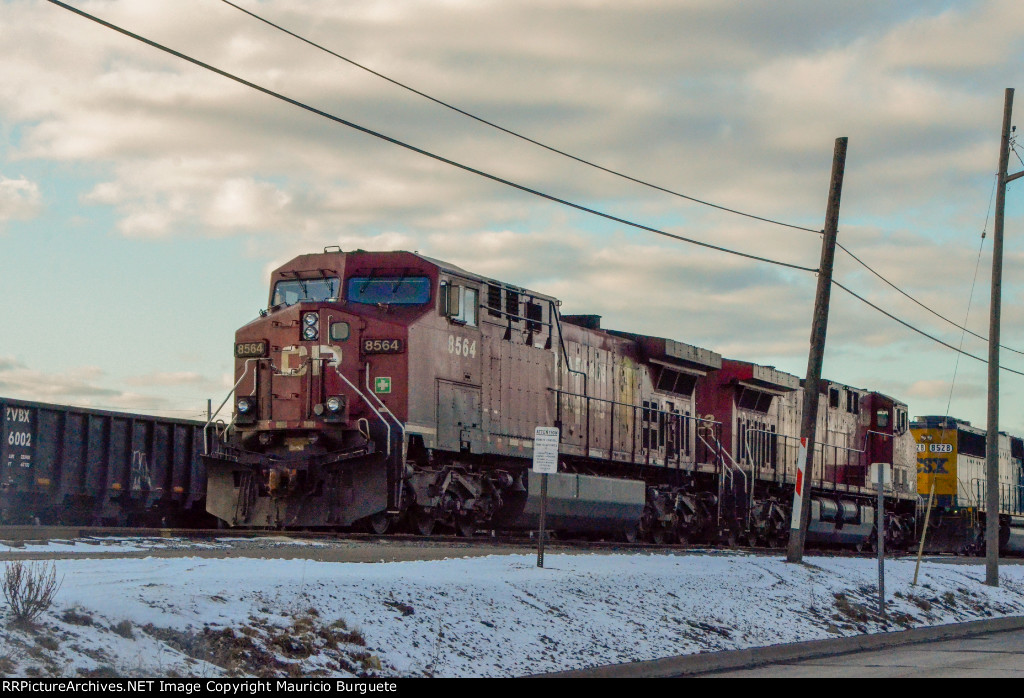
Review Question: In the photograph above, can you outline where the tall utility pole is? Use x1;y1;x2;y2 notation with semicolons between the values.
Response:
986;88;1020;586
787;137;848;563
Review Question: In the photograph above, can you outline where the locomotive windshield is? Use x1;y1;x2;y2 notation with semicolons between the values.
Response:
347;276;431;305
271;277;340;307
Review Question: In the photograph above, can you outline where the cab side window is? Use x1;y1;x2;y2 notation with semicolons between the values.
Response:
439;280;478;327
458;287;478;327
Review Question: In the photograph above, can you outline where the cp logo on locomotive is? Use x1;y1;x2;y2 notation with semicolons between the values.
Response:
277;345;343;376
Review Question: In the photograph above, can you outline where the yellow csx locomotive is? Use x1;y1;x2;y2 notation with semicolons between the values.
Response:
912;416;1024;554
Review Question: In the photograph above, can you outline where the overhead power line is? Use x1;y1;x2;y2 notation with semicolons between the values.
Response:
940;232;989;421
47;0;817;274
226;0;1024;359
834;170;1024;357
219;0;822;236
837;241;1024;357
832;279;1024;378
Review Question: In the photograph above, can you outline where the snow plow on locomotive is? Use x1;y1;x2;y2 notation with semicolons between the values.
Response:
204;248;918;548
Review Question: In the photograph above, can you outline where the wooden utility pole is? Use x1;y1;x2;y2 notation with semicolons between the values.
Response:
787;137;848;563
986;88;1019;586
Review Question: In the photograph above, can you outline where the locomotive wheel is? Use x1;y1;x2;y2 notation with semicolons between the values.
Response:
675;528;690;545
456;515;477;538
368;512;391;535
412;509;436;536
650;526;667;545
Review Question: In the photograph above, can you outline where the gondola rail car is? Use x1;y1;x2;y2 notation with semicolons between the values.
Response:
0;396;211;526
912;416;1024;554
203;248;918;547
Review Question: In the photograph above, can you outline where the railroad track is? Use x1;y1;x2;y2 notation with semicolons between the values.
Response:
0;525;915;560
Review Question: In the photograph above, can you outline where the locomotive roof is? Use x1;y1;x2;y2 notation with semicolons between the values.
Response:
412;252;560;304
273;249;560;304
720;358;801;392
607;330;722;372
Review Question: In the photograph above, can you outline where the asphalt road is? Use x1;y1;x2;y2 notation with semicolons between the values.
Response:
708;627;1024;677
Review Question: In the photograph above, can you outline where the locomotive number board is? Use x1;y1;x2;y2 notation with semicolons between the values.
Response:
235;341;268;358
362;338;404;354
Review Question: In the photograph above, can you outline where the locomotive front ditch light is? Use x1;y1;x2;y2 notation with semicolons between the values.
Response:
326;396;343;412
237;397;253;414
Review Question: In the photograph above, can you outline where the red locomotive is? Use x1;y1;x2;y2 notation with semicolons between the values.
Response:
204;248;917;547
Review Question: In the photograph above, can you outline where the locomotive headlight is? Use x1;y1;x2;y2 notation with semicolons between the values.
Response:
302;312;319;341
326;396;343;413
237;397;253;414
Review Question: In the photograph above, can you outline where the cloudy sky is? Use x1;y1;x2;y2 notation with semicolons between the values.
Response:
1;0;1023;430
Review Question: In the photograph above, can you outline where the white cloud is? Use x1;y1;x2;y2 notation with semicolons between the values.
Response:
0;175;42;225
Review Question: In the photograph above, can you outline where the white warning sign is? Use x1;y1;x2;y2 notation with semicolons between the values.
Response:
532;426;560;474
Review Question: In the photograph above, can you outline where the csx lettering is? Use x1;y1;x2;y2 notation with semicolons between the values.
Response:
917;458;949;474
4;408;31;423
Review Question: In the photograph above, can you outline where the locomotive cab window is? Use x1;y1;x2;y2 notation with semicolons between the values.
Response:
876;409;890;428
272;277;340;307
440;281;478;327
347;276;431;305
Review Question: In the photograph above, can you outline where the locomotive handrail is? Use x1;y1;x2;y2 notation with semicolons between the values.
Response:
551;308;590;451
968;477;1023;515
959;477;979;510
697;430;749;529
747;427;895;459
327;363;391;458
204;358;261;455
548;386;720;467
364;362;406;461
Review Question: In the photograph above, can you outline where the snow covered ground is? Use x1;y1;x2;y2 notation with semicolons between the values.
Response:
2;540;1024;678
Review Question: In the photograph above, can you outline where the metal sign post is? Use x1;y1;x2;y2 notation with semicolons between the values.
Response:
871;462;891;625
533;426;560;569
